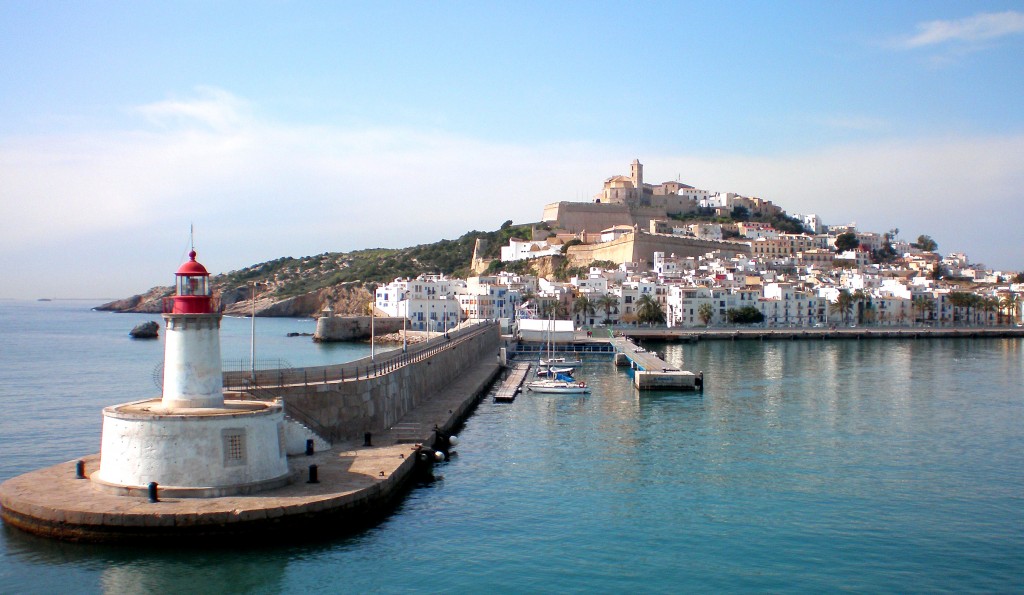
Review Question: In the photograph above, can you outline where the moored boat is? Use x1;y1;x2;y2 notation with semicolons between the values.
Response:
539;357;583;368
536;365;574;378
526;378;590;394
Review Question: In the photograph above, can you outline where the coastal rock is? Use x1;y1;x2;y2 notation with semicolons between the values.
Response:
99;278;374;319
95;287;172;313
376;330;429;344
129;321;160;339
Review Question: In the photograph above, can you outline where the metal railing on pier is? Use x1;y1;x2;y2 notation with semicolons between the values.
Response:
225;321;497;443
224;320;497;392
514;342;617;354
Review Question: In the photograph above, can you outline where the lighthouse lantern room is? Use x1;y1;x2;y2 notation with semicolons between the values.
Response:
172;250;214;314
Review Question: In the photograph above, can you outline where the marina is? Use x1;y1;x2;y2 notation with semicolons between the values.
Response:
0;301;1021;592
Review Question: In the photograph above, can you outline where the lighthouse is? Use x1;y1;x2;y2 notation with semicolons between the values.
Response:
161;249;224;409
93;247;291;497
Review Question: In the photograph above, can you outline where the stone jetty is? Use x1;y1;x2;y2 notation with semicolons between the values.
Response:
0;359;500;543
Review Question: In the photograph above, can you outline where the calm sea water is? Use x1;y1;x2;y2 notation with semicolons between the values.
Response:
1;301;1021;593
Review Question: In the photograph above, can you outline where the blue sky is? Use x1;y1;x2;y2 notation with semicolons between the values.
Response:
3;2;1023;298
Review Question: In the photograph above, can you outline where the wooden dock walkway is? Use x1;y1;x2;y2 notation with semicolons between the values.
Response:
494;362;531;402
611;337;703;391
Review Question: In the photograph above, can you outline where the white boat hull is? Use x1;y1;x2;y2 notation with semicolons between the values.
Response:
526;380;591;394
539;358;583;368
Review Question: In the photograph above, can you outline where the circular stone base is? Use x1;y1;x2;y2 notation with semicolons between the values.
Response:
95;399;290;493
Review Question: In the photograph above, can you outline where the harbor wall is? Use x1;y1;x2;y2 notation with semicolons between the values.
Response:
617;327;1024;342
259;324;501;442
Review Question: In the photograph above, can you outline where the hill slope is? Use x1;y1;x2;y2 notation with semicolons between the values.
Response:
96;221;534;317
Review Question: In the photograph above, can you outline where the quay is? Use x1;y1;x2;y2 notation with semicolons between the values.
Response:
0;323;503;543
615;326;1024;342
610;336;703;390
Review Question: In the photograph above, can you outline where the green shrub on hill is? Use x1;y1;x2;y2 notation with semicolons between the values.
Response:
213;222;537;300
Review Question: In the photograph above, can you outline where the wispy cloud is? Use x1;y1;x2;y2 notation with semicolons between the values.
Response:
895;11;1024;49
135;86;252;131
3;88;1023;298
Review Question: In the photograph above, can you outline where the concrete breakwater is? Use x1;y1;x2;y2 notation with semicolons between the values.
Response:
232;323;502;443
314;315;406;341
0;324;503;543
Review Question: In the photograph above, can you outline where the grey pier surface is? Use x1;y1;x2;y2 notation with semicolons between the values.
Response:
610;337;703;390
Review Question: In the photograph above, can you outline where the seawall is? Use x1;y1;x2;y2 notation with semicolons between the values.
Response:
259;324;502;442
617;326;1024;342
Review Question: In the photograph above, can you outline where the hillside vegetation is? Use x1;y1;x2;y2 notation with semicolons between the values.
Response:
98;221;535;316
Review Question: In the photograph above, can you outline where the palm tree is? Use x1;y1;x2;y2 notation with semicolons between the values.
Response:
553;299;571;319
573;295;596;326
980;296;999;326
830;290;855;325
851;289;870;325
947;292;978;325
999;292;1019;326
912;296;934;326
596;294;619;324
698;302;714;326
636;293;666;325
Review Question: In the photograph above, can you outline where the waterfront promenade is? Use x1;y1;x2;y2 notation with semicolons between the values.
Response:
594;325;1024;342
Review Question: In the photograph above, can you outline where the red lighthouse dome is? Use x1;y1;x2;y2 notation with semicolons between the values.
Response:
168;250;215;314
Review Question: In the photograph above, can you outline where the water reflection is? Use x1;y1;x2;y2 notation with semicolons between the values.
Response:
100;555;288;595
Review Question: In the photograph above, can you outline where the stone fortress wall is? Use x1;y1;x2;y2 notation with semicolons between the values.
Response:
566;230;752;270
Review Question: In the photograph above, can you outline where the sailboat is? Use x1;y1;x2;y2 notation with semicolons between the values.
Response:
528;314;588;393
538;314;582;368
535;365;574;378
527;372;590;394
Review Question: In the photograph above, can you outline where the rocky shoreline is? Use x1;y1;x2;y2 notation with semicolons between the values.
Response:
375;330;431;344
95;283;374;319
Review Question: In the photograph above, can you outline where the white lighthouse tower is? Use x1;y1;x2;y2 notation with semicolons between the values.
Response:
94;248;292;497
161;249;224;409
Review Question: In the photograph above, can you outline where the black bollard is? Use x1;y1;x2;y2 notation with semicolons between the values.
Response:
364;432;372;447
148;482;159;503
307;464;319;484
305;439;314;456
75;460;85;479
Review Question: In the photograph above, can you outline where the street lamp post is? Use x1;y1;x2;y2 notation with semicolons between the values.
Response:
249;281;259;383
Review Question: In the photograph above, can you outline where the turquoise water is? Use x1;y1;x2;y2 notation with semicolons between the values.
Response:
1;301;1022;593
